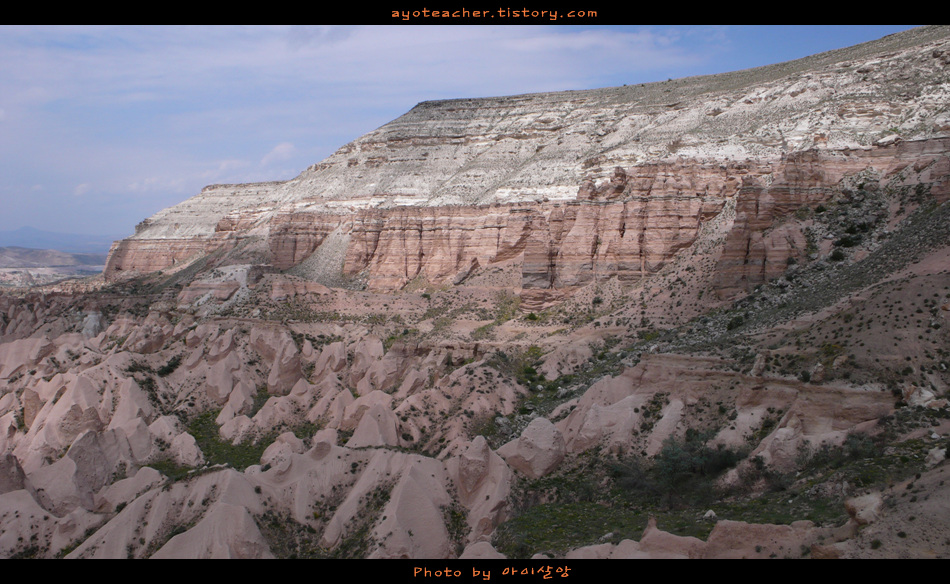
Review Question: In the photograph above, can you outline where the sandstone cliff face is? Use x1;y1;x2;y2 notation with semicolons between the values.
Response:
104;26;950;292
712;137;950;298
4;27;950;560
215;137;950;305
108;136;949;303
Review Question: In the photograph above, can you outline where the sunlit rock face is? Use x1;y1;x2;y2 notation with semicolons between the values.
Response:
105;26;950;295
4;26;950;560
107;137;950;307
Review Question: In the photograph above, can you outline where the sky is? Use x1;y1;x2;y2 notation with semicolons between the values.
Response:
0;24;922;239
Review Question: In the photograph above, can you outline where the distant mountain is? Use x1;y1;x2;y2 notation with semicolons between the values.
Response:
0;247;107;269
0;226;127;255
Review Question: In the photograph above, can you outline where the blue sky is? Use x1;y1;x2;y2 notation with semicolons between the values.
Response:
0;25;920;238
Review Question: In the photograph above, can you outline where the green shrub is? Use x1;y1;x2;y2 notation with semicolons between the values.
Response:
156;354;182;377
147;458;195;482
797;432;882;472
617;429;745;509
125;360;152;374
834;235;860;248
187;411;271;471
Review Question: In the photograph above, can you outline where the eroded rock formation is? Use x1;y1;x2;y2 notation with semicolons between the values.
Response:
3;26;950;560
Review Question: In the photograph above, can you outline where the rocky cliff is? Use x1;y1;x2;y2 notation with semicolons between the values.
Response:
3;26;950;560
105;26;950;301
110;136;950;309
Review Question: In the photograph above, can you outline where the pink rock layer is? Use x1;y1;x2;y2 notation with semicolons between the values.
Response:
105;138;950;305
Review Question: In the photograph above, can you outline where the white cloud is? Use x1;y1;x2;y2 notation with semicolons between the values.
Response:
127;176;168;194
0;25;732;235
261;142;295;167
2;25;908;236
214;159;250;174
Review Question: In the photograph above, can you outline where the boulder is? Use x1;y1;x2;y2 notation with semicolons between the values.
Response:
845;493;883;526
926;446;947;467
81;312;103;338
497;417;565;479
260;432;305;476
170;432;205;467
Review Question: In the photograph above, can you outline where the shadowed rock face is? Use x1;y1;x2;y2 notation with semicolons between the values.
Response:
3;27;950;560
711;138;950;299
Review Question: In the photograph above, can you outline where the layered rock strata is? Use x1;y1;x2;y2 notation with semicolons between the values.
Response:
108;137;950;308
3;25;948;561
104;26;950;302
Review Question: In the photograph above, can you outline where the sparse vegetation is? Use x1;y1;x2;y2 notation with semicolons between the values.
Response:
185;411;273;472
156;354;182;377
4;27;950;559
